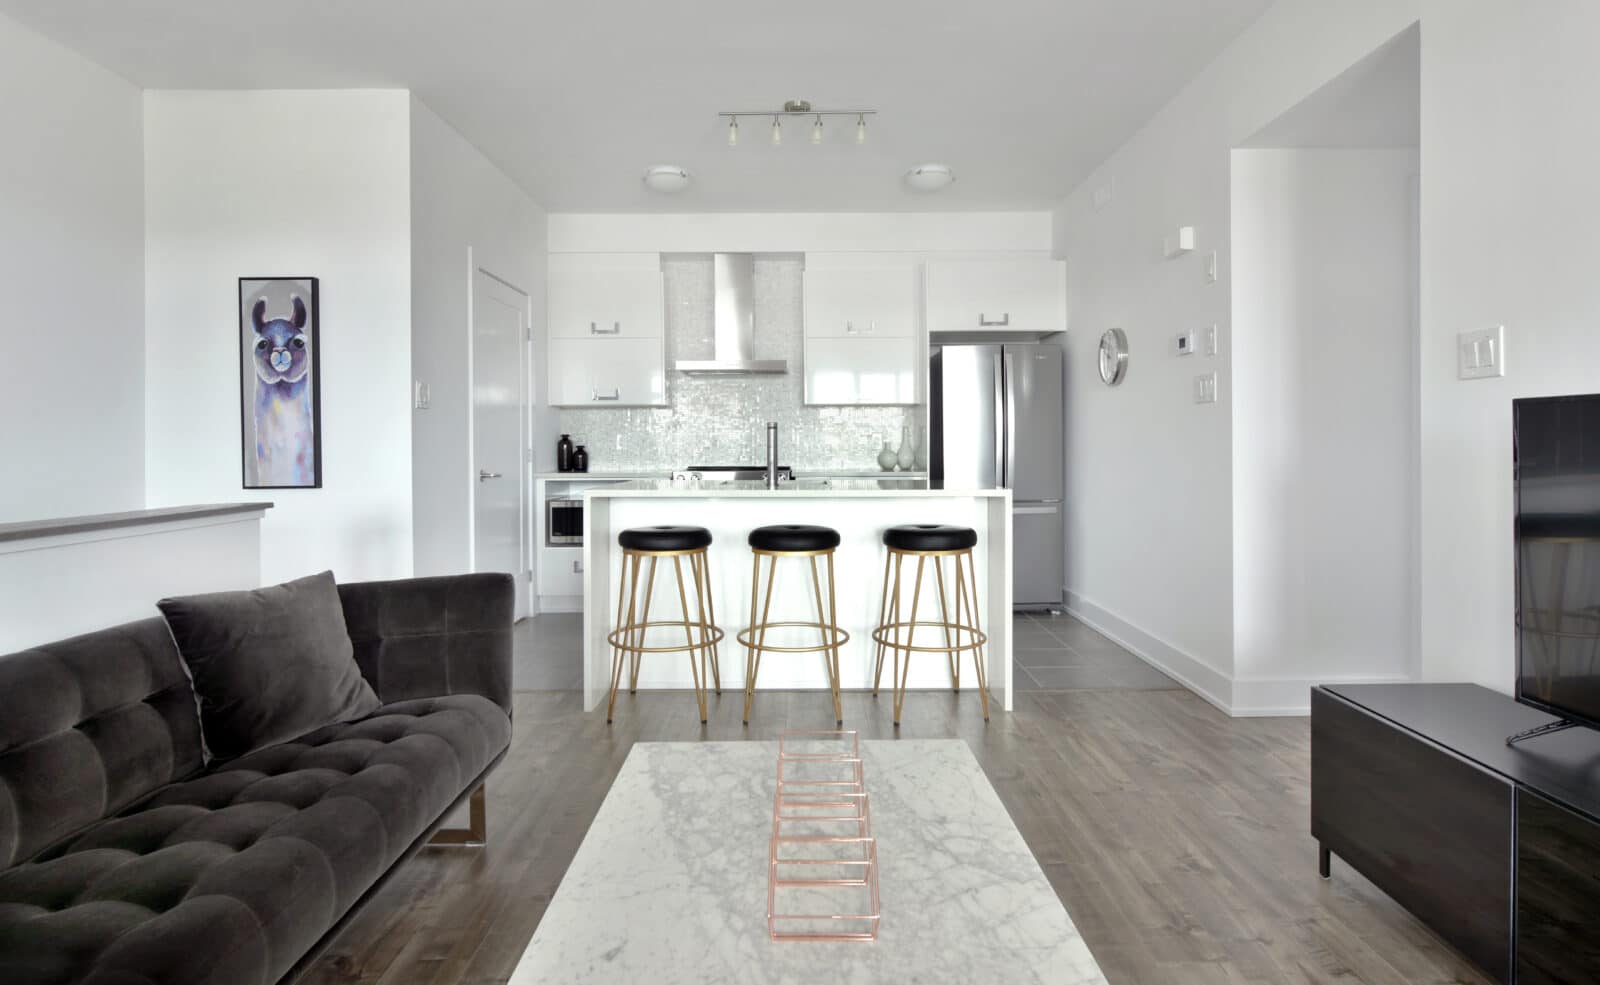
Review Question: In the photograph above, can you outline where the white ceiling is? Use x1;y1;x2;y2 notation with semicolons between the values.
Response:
1243;24;1419;149
1;0;1275;211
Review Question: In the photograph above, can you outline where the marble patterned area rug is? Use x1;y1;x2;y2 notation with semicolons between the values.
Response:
509;739;1107;984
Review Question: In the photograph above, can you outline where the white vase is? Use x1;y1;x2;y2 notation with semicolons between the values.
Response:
896;427;915;471
877;441;898;471
913;425;928;471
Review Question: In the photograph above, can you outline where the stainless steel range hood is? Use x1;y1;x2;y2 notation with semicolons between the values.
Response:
675;253;788;374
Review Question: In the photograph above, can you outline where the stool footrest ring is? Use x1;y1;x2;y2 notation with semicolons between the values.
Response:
870;622;988;654
738;621;851;654
607;621;726;655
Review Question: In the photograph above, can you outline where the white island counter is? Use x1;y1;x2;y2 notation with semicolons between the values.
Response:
581;479;1013;715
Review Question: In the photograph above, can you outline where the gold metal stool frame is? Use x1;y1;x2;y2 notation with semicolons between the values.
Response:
739;545;851;725
606;544;725;723
871;544;990;725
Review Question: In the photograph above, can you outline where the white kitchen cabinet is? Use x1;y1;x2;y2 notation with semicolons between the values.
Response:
803;337;919;405
549;267;664;340
924;258;1065;335
803;267;916;339
549;338;667;407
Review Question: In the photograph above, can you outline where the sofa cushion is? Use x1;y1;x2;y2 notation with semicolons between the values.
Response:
158;571;380;761
0;620;205;870
0;695;509;985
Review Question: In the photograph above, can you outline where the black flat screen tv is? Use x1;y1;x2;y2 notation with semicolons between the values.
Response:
1514;394;1600;732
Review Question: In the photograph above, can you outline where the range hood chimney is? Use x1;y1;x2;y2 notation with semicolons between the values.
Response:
675;253;788;375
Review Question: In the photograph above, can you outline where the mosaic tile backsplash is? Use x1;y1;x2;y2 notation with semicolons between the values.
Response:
559;255;924;472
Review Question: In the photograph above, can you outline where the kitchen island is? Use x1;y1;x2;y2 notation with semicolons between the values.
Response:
581;479;1013;715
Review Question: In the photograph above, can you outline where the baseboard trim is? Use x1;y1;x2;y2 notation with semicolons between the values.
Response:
1063;591;1236;716
536;596;581;614
1231;673;1415;717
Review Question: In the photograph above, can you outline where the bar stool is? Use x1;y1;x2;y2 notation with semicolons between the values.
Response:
740;524;849;726
606;525;724;724
871;524;989;725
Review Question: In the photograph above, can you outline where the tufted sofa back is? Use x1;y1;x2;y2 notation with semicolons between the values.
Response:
0;618;205;868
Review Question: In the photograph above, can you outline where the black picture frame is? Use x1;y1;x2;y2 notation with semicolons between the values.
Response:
238;277;322;489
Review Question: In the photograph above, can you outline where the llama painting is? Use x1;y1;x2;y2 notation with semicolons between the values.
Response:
239;278;321;488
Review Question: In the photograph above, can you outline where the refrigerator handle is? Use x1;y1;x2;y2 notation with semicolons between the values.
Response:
1003;350;1017;490
992;353;1006;488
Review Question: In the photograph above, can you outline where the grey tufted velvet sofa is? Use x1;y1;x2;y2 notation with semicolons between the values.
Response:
0;572;515;985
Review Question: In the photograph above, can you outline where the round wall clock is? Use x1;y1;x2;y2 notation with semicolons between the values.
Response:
1098;328;1129;386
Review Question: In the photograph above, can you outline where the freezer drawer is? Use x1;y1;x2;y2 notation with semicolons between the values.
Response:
1013;503;1064;607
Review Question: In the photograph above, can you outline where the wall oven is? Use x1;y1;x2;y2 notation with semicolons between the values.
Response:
546;498;583;546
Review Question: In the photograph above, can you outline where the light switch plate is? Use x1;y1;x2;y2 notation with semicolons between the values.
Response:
1458;326;1505;380
1205;252;1218;284
1194;372;1218;404
414;380;431;409
1204;324;1219;356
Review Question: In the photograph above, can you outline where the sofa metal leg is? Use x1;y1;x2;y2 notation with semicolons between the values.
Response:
430;785;487;847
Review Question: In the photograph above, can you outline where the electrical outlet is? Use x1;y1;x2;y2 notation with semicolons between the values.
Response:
413;380;431;410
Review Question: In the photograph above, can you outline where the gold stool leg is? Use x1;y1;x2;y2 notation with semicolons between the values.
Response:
809;553;843;726
961;549;990;721
743;552;760;725
696;550;722;694
607;553;642;723
872;549;892;696
876;551;902;697
826;550;843;726
894;555;926;727
672;555;707;723
934;554;958;692
745;554;779;725
630;556;658;694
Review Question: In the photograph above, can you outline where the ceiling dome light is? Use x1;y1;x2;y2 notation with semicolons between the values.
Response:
642;165;692;194
904;164;955;193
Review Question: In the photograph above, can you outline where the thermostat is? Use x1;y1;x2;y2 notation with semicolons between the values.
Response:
1175;330;1196;356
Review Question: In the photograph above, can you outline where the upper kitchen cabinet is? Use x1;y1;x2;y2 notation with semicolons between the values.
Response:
802;266;916;338
548;256;665;340
923;257;1065;336
548;254;667;407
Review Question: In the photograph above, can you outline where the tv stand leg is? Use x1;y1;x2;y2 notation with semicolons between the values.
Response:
1506;719;1578;747
1319;844;1331;879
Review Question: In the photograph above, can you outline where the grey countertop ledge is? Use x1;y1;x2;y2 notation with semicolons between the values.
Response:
0;503;274;543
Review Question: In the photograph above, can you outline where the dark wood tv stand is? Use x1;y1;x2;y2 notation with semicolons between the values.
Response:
1312;684;1600;984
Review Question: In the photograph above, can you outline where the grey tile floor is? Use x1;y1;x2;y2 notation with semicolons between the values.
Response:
513;609;1180;693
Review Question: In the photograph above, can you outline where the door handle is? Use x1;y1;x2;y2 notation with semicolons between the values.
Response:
590;321;621;335
979;313;1010;327
992;354;1005;488
478;470;503;481
592;389;621;401
1003;350;1017;491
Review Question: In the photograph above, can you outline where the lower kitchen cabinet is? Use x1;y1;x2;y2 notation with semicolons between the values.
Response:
803;337;918;405
549;337;666;407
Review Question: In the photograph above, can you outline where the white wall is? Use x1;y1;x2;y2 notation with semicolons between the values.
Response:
0;13;144;521
1417;0;1600;693
1231;148;1419;712
144;90;415;586
1053;0;1420;713
409;97;548;582
548;212;1052;255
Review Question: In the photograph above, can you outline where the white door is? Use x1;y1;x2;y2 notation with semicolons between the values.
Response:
473;270;528;617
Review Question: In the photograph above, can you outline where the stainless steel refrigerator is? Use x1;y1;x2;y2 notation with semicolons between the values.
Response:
930;343;1064;608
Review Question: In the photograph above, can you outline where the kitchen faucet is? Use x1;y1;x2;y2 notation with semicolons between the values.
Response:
765;422;779;489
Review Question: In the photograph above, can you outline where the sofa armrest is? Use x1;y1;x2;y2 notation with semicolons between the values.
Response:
337;573;514;715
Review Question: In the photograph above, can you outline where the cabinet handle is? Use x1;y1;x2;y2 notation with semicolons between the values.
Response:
979;313;1010;327
592;389;621;401
590;321;621;335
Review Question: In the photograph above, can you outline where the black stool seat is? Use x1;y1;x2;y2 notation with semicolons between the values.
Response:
883;524;978;552
748;524;841;553
618;525;713;552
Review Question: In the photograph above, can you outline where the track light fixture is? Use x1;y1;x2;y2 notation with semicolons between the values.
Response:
720;100;875;147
